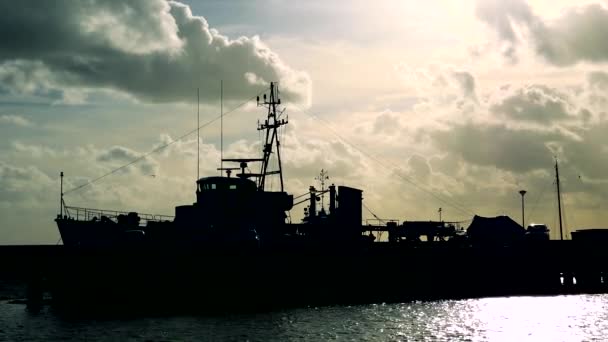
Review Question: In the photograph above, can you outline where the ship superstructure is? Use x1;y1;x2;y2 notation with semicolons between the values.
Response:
56;83;381;249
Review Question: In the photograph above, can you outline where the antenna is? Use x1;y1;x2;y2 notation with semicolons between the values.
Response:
60;171;64;217
221;82;287;190
221;80;223;176
315;169;330;211
555;158;564;240
257;82;288;191
197;88;200;181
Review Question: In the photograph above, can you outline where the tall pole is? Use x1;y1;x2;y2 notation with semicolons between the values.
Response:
60;171;63;217
519;190;527;228
438;207;442;222
197;88;200;181
556;159;564;240
221;80;223;176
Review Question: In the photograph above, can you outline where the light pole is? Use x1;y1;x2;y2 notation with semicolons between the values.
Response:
519;190;527;228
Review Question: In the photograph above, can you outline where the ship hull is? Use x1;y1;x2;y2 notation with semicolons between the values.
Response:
18;240;608;315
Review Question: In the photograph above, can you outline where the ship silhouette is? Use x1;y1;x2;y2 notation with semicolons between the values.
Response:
55;82;381;250
38;82;608;314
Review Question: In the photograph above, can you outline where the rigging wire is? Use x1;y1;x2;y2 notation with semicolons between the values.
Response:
293;191;312;200
289;104;475;218
64;90;265;195
362;202;386;224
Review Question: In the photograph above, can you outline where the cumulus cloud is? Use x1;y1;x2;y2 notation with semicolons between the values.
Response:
0;0;311;104
588;71;608;90
407;155;431;183
373;110;402;135
0;160;60;243
490;85;573;124
0;114;31;126
451;71;477;101
432;123;557;173
395;64;478;106
475;0;608;65
96;146;159;175
12;141;57;158
0;161;53;196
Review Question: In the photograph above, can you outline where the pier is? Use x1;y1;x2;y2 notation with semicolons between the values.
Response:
3;239;607;314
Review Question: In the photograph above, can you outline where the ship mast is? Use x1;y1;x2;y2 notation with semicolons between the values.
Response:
256;82;287;192
315;169;329;212
221;82;288;191
555;159;564;240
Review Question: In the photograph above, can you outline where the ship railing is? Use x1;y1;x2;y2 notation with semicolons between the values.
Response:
63;205;174;225
365;218;400;226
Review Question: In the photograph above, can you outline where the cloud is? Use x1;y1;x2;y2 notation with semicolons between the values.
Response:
562;122;608;181
490;85;573;124
395;64;478;106
0;0;311;104
533;4;608;66
475;0;608;66
407;155;431;183
96;146;159;175
588;71;608;90
451;71;477;101
432;123;557;173
0;161;53;196
0;114;31;126
12;141;57;158
0;161;59;244
373;110;402;135
474;0;537;63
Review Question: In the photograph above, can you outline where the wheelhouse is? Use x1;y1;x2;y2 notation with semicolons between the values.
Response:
196;176;257;193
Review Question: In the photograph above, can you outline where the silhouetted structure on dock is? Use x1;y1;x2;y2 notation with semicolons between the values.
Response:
16;82;607;314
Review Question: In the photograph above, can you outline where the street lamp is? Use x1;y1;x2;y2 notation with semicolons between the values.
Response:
519;190;527;228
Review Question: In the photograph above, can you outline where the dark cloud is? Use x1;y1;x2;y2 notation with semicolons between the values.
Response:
452;71;477;101
373;111;401;135
97;146;158;175
563;122;608;181
0;0;310;104
534;4;608;66
490;85;572;124
0;161;53;204
407;155;431;182
432;124;556;173
587;71;608;109
476;0;608;66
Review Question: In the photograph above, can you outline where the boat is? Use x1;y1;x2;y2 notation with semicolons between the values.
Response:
55;82;374;251
43;82;608;313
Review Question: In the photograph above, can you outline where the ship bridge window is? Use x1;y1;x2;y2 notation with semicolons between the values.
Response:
229;184;237;190
201;183;217;191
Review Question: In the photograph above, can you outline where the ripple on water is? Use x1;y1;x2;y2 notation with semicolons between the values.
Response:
1;294;607;341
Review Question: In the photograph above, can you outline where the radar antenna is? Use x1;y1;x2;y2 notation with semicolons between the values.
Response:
221;82;288;191
256;82;287;191
315;169;329;211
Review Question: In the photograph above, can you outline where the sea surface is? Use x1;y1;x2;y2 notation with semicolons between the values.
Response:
1;294;608;341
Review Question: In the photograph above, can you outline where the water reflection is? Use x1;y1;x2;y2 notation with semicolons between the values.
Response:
1;294;607;341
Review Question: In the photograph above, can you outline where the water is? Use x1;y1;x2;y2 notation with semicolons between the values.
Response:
2;295;608;341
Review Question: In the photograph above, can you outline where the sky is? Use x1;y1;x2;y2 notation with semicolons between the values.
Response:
1;0;608;244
